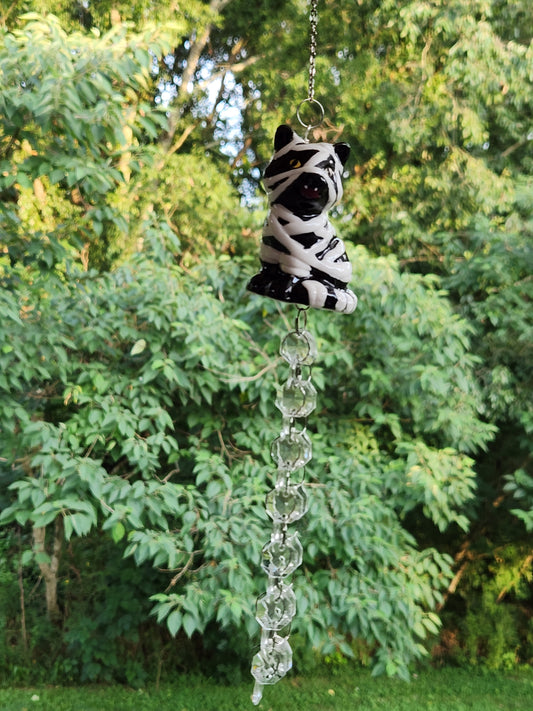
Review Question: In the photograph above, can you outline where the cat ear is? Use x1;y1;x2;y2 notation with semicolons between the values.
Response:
334;142;350;166
274;124;296;151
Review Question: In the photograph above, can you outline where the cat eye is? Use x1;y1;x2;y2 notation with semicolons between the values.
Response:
289;158;302;168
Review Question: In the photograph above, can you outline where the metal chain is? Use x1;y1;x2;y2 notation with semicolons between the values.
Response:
308;0;319;101
297;0;324;135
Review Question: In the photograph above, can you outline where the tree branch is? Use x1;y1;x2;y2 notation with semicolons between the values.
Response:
17;528;28;652
165;551;195;591
436;542;472;612
32;518;63;621
496;553;533;603
164;0;235;151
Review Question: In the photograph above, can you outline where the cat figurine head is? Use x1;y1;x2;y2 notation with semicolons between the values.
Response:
263;124;350;218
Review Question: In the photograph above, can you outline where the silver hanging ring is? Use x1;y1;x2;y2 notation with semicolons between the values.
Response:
296;98;324;139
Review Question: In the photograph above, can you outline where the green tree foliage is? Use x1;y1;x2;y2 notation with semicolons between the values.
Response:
0;234;491;680
0;12;176;269
0;0;531;683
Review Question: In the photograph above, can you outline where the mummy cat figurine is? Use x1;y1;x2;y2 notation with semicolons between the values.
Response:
247;124;357;314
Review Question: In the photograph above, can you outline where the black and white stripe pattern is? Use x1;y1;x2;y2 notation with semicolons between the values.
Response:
247;125;357;314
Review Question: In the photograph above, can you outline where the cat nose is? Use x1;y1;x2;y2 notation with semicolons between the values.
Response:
301;172;327;197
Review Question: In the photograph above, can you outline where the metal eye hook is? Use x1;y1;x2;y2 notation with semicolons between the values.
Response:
295;305;309;333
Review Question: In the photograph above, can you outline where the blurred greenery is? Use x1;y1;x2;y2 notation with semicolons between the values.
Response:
0;667;533;711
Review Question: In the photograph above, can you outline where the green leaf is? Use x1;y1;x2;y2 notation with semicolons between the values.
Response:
167;609;183;637
182;613;197;639
131;339;147;356
34;551;51;565
111;522;126;543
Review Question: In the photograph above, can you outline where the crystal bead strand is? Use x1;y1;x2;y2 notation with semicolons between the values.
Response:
251;311;317;705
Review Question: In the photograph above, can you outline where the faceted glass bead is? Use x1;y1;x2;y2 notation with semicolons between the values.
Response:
255;583;297;630
280;330;317;366
265;484;308;524
251;635;292;685
276;377;317;418
261;533;303;578
270;428;312;471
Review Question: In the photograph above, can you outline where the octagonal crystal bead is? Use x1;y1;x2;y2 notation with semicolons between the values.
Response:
280;330;317;366
251;635;292;685
261;533;303;578
265;484;308;524
270;428;312;471
276;377;317;418
255;583;297;630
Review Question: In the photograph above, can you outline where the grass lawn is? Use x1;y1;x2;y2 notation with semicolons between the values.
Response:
0;666;532;711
